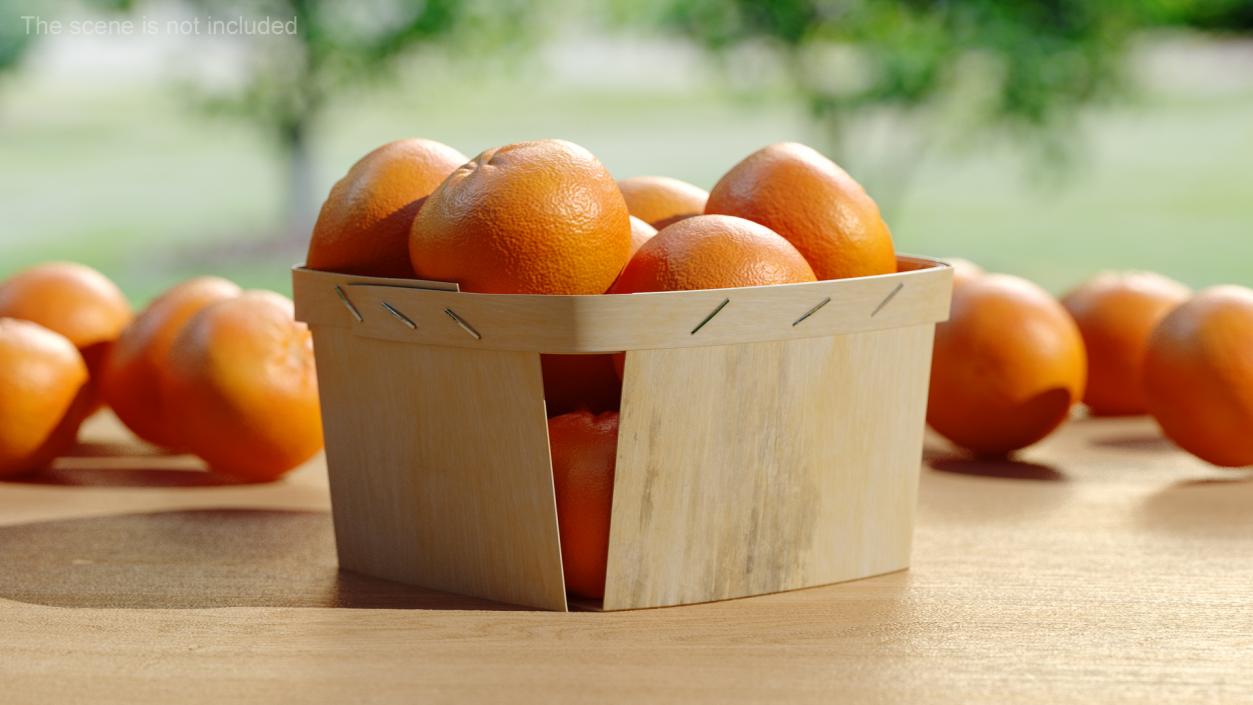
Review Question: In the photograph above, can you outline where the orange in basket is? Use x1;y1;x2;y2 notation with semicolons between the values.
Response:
618;175;708;229
540;354;622;417
626;215;657;257
549;410;620;600
610;214;816;294
409;139;632;295
706;142;897;280
308;138;468;279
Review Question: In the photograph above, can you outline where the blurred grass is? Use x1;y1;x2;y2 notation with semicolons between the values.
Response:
1;68;1251;306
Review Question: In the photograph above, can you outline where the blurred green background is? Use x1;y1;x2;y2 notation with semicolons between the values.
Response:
1;0;1250;304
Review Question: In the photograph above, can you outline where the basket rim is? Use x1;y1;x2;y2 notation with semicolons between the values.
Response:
293;254;946;298
293;255;953;353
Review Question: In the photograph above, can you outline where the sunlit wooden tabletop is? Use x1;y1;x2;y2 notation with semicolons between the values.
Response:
1;411;1250;704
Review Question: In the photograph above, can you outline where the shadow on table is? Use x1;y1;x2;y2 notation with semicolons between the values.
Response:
3;438;254;488
925;450;1066;482
0;509;520;612
7;466;244;488
59;440;171;459
1088;431;1176;453
1136;471;1253;538
1172;475;1253;487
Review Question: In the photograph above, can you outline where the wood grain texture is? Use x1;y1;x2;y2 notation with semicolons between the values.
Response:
292;257;952;353
1;413;1252;704
605;325;934;609
310;328;567;611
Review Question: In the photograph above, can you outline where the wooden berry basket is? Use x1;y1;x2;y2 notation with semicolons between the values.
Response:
292;255;953;611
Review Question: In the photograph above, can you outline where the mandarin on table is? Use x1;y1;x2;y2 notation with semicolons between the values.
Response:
548;410;620;599
101;276;242;449
308;138;468;278
0;262;131;387
1061;271;1191;416
942;257;986;288
705;142;896;280
617;175;708;230
0;318;90;478
162;291;323;482
409;139;632;295
928;274;1087;457
1143;285;1253;468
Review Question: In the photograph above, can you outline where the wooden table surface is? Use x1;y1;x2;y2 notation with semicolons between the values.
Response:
1;412;1250;704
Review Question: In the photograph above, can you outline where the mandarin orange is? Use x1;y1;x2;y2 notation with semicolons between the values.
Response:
928;274;1086;456
943;257;985;288
541;354;622;417
1143;285;1253;467
0;262;131;384
163;291;322;482
101;276;242;448
549;410;619;599
618;175;708;229
0;318;90;477
1061;271;1190;416
308;138;468;278
627;215;657;258
705;142;896;280
609;214;815;294
409;139;632;294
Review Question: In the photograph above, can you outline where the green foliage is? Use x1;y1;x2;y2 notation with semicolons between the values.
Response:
0;0;36;73
1143;0;1253;30
648;0;1141;150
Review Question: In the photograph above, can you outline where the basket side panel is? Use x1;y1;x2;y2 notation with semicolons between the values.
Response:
309;327;567;611
603;324;935;610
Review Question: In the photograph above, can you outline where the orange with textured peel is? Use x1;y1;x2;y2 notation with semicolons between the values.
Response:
610;214;815;294
609;214;815;380
409;139;632;294
308;138;468;278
